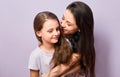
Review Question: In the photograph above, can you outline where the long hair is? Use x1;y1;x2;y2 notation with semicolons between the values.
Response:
33;11;72;67
67;1;95;77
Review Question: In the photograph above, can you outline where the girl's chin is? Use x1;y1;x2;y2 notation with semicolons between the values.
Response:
52;40;59;43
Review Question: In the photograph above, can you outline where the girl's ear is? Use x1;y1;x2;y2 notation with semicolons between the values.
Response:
36;31;41;37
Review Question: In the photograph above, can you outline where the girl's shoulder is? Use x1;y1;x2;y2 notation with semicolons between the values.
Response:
29;47;43;58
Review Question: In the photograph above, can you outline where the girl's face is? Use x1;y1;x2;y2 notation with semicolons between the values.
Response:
61;9;79;35
36;19;60;45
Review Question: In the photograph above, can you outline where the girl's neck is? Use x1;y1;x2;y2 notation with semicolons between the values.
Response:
39;43;55;54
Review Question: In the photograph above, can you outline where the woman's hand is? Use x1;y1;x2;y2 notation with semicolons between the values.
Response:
46;64;69;77
69;53;81;67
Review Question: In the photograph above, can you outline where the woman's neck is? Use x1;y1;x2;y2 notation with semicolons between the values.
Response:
64;34;74;38
65;31;80;39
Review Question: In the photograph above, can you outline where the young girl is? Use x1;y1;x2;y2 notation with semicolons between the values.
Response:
28;11;75;77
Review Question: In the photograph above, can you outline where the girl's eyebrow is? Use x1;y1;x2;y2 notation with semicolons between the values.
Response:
47;28;53;30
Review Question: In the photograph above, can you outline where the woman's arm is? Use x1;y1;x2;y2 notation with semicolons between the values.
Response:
30;69;39;77
61;63;81;76
45;53;81;77
60;53;81;76
42;64;69;77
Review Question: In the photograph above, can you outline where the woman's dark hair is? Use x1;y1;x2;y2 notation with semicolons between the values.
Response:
67;1;95;77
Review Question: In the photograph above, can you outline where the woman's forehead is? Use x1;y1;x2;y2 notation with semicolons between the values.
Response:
64;9;76;24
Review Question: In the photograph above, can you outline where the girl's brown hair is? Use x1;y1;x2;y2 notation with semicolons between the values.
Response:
33;11;73;67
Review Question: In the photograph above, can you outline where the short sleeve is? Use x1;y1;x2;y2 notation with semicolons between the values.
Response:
28;51;39;70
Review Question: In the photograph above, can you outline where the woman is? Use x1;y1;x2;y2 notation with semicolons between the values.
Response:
60;1;96;77
45;1;96;77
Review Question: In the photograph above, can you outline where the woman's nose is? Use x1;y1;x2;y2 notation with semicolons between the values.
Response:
61;21;66;28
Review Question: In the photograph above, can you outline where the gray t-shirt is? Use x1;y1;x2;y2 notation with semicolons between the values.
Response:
28;47;53;76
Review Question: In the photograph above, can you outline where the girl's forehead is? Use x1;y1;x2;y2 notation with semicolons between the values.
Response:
42;19;59;29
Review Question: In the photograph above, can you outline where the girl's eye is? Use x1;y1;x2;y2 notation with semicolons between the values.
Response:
47;30;53;33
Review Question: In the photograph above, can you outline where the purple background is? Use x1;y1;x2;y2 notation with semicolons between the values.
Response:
0;0;120;77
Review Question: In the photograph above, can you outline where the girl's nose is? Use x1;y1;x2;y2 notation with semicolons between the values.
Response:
54;30;60;36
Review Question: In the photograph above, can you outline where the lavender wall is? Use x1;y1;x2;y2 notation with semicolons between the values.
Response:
0;0;120;77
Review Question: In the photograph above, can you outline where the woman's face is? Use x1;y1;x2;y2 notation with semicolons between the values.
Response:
61;9;79;35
